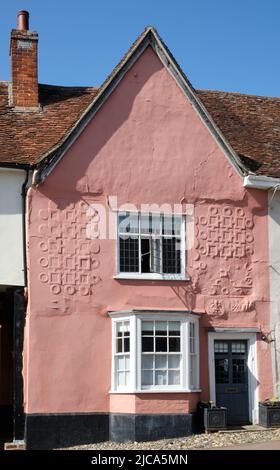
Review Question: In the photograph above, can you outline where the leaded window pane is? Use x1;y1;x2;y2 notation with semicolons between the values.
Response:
118;213;183;275
119;236;139;272
162;238;181;274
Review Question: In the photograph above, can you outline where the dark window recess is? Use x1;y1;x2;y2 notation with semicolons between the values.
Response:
117;339;122;353
156;337;168;352
169;337;180;352
162;238;181;274
124;337;130;353
142;337;154;352
141;238;151;273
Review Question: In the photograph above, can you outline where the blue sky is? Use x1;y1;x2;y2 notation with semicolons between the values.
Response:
1;0;280;96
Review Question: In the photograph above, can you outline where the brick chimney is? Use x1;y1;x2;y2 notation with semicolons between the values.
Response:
10;11;39;109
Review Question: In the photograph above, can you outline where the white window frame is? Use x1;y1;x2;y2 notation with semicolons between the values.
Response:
189;321;199;390
110;312;200;393
115;212;188;281
112;319;131;391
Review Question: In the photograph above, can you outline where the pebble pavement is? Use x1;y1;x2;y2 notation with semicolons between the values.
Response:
59;428;280;450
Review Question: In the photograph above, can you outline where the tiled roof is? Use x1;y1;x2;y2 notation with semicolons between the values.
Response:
0;82;98;165
1;78;280;177
197;89;280;177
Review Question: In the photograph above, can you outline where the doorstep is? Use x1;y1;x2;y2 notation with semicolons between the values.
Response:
218;425;275;433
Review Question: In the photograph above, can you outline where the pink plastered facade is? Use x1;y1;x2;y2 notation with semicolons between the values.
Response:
24;47;273;427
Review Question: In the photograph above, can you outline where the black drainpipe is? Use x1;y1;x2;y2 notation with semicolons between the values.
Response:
21;168;29;287
13;167;30;441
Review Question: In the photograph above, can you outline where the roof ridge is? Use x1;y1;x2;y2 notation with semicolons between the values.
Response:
39;83;98;91
197;88;280;101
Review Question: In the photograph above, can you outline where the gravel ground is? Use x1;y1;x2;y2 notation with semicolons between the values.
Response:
60;428;280;450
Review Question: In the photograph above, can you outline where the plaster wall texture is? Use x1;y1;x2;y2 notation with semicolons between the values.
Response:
24;46;273;414
0;169;25;286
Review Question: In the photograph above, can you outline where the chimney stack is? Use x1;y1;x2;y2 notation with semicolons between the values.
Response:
10;11;39;109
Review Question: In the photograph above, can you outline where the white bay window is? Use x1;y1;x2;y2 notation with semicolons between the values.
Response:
110;313;199;392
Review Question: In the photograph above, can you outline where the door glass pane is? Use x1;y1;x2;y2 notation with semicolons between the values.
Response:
215;358;229;383
214;342;228;354
232;359;246;383
232;342;246;354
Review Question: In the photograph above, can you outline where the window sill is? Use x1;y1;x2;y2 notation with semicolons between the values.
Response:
109;389;201;394
114;274;190;281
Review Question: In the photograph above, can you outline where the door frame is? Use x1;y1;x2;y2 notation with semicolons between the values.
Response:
208;332;258;424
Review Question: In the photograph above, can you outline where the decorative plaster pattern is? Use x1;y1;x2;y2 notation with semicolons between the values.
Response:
197;206;254;260
37;200;102;313
195;205;254;297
